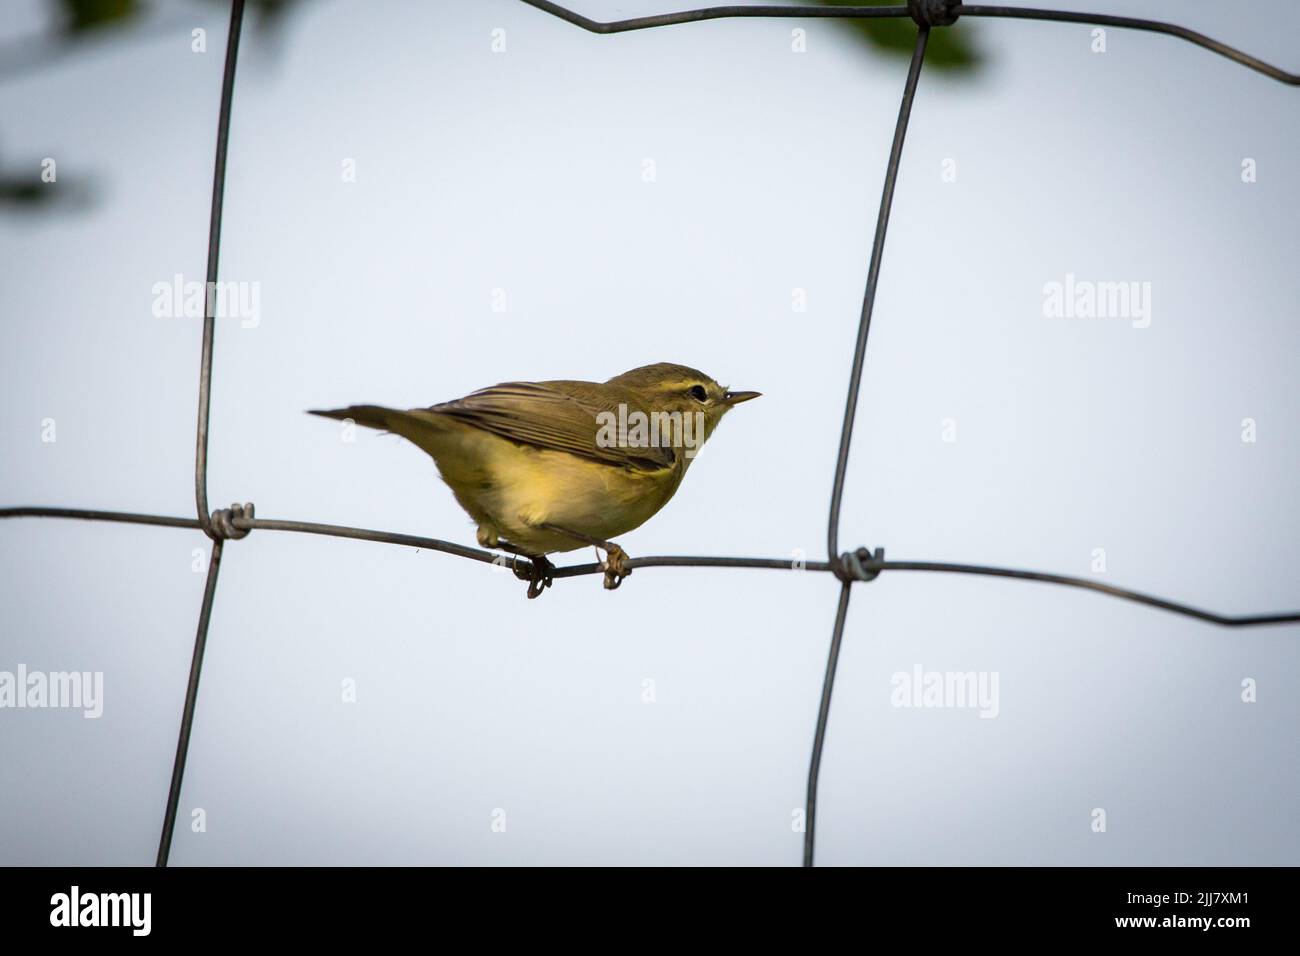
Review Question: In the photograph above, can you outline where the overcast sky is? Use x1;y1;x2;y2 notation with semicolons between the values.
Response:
1;0;1297;865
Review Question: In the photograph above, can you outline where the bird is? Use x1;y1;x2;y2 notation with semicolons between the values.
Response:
309;363;760;598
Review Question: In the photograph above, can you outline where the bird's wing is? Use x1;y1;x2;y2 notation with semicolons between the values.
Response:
428;381;675;471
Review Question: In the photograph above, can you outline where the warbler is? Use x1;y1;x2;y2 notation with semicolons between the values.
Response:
310;363;759;598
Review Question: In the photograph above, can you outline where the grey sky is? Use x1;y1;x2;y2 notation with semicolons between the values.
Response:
1;0;1297;865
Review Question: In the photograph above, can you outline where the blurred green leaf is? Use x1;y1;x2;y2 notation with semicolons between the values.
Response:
0;180;51;204
228;0;304;35
0;169;93;211
817;0;981;72
59;0;141;34
54;0;299;39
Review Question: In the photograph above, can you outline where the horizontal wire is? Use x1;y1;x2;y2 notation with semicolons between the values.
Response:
519;1;1299;85
241;517;501;565
873;561;1300;628
517;1;909;33
3;506;1295;627
0;506;201;530
960;5;1300;85
551;554;836;575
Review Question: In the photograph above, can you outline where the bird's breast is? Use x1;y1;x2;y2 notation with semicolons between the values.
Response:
444;435;683;554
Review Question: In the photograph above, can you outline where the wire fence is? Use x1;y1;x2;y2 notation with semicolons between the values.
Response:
2;0;1298;869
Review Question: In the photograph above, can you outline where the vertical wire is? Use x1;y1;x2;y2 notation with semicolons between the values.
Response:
194;0;246;537
804;581;854;867
156;539;225;866
158;0;246;868
826;26;929;565
808;26;930;867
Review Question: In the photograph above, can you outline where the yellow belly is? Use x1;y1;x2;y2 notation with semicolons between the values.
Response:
406;416;683;554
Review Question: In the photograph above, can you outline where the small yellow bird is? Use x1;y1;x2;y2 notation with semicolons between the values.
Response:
310;363;759;598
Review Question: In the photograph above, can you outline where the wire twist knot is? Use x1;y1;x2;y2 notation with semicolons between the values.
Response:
906;0;961;28
210;502;254;540
836;546;885;583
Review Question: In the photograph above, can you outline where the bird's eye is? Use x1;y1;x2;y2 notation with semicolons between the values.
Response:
689;385;709;402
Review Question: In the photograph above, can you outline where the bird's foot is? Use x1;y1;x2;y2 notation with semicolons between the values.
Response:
536;523;633;593
599;543;632;591
497;538;554;599
514;553;554;600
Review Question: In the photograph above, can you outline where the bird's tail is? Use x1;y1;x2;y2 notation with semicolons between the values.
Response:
308;404;401;432
307;404;450;444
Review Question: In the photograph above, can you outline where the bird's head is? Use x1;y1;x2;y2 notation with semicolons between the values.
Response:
606;362;761;449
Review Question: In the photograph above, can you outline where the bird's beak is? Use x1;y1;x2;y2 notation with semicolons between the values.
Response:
722;390;762;406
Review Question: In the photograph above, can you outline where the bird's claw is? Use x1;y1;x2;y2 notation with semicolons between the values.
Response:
513;554;554;600
601;544;632;591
